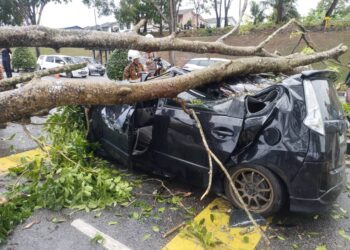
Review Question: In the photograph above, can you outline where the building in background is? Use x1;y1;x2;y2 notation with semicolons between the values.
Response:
204;17;237;28
177;8;207;29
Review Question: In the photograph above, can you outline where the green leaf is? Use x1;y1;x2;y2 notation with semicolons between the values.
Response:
143;234;151;241
210;214;215;223
94;212;102;218
292;243;299;249
51;217;66;224
242;236;249;243
315;245;327;250
152;225;160;232
108;221;118;225
277;235;285;241
199;218;205;225
91;233;105;244
339;229;350;241
158;207;166;213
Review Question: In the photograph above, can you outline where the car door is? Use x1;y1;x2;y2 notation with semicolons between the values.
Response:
43;56;55;69
150;90;244;178
92;105;134;165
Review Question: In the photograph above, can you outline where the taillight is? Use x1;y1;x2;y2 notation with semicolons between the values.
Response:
303;79;325;136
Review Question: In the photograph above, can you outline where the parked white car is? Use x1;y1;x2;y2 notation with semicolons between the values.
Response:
182;58;230;71
36;55;88;78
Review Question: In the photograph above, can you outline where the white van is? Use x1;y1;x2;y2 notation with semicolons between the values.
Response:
37;55;88;78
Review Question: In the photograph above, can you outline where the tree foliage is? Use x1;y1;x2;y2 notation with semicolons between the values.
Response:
0;0;23;25
106;49;129;80
115;0;160;30
304;0;350;23
12;48;36;71
262;0;300;24
250;1;266;25
0;106;133;243
82;0;116;16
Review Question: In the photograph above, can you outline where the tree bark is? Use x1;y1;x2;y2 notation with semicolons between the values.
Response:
323;0;339;25
0;63;87;91
0;25;276;57
276;0;284;24
0;45;346;123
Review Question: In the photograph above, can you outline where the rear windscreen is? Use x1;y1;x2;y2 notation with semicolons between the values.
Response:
312;79;343;120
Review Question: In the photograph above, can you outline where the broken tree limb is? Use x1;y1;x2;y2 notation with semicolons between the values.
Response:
0;63;87;92
188;109;271;248
132;19;147;33
0;25;278;57
0;44;346;123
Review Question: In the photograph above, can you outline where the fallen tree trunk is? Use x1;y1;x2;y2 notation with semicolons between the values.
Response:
0;24;288;57
0;44;346;123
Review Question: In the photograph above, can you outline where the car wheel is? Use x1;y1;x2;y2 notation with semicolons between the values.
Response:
67;72;73;78
82;75;87;78
224;165;286;216
100;73;105;76
89;71;92;76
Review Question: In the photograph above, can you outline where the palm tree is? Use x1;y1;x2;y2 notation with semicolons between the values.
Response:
262;0;300;24
250;1;266;25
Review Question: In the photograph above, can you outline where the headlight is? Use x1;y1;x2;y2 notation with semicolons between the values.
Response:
89;65;96;70
303;79;325;136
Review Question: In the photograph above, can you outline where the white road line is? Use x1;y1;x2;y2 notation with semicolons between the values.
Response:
71;219;132;250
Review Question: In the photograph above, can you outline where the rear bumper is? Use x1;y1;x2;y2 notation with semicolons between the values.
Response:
90;69;105;75
289;164;346;213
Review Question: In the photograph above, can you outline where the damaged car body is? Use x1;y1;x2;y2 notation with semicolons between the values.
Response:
89;69;347;216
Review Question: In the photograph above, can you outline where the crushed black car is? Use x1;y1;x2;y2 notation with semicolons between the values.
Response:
88;68;348;216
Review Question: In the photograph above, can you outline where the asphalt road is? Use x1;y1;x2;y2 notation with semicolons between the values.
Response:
1;74;350;250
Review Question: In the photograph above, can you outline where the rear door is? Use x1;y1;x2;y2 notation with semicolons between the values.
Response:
151;90;243;174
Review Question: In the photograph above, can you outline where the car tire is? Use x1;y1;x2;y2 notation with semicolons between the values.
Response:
224;165;286;217
89;71;92;76
67;72;73;78
100;73;105;76
82;75;87;78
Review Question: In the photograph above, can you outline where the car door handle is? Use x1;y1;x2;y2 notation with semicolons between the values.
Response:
211;127;234;139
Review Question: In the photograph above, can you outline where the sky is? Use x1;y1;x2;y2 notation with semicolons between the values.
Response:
40;0;320;29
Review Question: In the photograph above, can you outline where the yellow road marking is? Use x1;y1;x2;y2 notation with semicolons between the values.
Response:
0;148;43;174
163;198;264;250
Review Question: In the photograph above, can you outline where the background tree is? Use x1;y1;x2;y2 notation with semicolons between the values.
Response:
115;0;160;33
11;0;70;57
223;0;232;26
211;0;223;28
106;49;129;80
82;0;116;16
250;0;266;25
0;0;23;25
262;0;299;24
304;0;350;24
191;0;209;28
12;48;36;72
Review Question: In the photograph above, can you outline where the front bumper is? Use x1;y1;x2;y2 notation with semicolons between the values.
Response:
289;163;347;213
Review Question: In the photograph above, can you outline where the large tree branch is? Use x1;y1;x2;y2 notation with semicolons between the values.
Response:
132;19;147;33
0;45;346;123
0;63;87;92
0;25;276;57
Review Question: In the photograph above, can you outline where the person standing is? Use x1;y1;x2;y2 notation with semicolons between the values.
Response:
123;50;145;81
2;48;12;78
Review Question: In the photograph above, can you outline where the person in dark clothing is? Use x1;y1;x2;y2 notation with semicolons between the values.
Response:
346;62;350;85
1;48;12;78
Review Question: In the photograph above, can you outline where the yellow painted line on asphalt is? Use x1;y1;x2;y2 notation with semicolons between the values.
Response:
163;198;264;250
0;148;43;174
